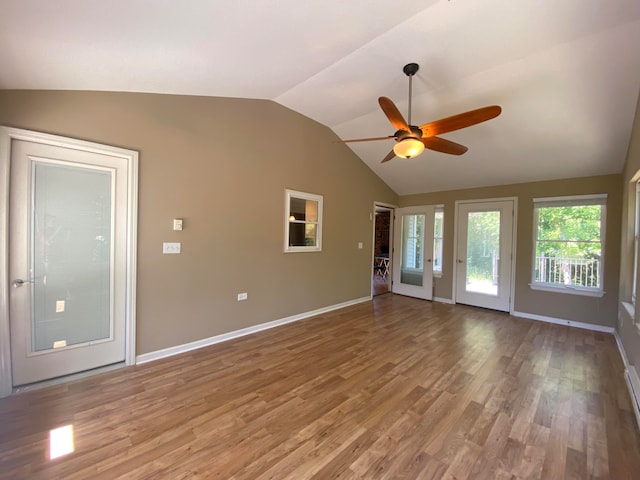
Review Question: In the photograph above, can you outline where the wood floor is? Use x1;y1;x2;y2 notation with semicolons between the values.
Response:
1;294;639;479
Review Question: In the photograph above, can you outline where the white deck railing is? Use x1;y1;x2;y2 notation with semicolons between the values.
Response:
535;256;600;288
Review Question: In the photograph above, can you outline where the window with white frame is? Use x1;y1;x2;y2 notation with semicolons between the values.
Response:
531;194;606;296
433;206;444;276
284;189;323;252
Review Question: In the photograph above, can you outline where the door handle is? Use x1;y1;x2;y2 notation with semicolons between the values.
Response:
12;278;35;288
457;259;465;263
426;258;432;263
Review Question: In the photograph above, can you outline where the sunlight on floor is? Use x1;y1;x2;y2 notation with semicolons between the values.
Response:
49;424;74;460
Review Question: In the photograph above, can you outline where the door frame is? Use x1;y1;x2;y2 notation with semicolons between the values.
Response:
371;201;396;297
452;197;517;313
0;127;139;397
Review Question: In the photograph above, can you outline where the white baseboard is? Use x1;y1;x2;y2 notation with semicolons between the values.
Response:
136;296;372;364
433;296;454;304
512;310;614;333
614;306;640;431
625;364;640;432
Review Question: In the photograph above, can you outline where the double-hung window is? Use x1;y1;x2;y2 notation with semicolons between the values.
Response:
531;194;606;297
284;189;323;252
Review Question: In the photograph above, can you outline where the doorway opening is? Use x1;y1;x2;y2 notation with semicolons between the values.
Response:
373;205;393;296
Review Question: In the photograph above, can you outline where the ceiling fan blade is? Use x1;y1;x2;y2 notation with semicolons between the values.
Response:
334;135;395;144
422;136;468;155
381;149;396;163
420;105;502;137
379;97;410;132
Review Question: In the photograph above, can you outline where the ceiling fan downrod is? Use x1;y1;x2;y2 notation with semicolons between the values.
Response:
403;63;419;127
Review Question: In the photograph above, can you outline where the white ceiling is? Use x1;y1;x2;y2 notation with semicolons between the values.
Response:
1;0;639;195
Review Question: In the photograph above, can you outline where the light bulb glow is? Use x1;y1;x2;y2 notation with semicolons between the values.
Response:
393;138;425;159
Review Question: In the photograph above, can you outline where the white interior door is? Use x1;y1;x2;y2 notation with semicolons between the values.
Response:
392;206;435;300
455;200;514;312
3;130;137;388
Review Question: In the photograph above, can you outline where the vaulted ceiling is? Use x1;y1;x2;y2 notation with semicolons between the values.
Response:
1;0;639;195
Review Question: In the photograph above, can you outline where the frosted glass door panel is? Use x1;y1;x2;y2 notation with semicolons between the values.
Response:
32;162;113;352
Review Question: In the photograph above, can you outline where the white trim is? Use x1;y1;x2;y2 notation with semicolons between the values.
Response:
613;330;640;431
136;296;371;364
529;283;605;298
533;193;607;204
433;296;454;304
625;367;640;431
0;129;10;398
0;127;138;398
512;310;614;333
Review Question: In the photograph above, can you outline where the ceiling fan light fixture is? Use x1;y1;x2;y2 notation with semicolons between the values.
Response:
393;137;425;159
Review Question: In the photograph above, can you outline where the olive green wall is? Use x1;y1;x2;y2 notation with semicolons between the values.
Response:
400;174;622;328
0;90;398;355
618;91;640;367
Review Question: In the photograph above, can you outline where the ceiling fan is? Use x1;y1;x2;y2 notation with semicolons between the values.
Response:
338;63;502;163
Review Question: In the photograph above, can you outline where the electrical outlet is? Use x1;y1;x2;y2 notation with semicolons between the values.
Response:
237;292;248;301
162;242;181;254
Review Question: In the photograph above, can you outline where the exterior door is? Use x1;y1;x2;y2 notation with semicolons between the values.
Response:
1;128;137;390
455;200;514;311
392;206;435;300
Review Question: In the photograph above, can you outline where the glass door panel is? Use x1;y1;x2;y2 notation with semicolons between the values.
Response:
32;162;113;352
400;214;425;287
464;210;500;296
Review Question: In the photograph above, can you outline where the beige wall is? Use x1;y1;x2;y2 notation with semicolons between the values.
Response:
0;90;398;354
619;91;640;367
400;174;622;328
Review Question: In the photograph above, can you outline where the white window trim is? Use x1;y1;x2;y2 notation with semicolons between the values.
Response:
284;189;323;253
530;194;606;296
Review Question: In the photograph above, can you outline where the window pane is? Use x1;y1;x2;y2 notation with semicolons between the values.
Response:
434;211;443;237
290;197;318;222
537;205;601;241
433;238;443;272
288;222;317;247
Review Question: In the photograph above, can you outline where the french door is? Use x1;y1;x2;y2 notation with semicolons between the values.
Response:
392;206;435;300
1;128;137;392
455;200;515;312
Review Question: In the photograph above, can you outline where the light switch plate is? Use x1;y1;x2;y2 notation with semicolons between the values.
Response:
173;219;183;231
163;242;181;254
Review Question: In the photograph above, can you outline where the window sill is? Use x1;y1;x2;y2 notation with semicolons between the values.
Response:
529;283;605;298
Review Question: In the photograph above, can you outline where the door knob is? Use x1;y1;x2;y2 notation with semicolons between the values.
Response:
457;259;465;263
12;278;34;288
